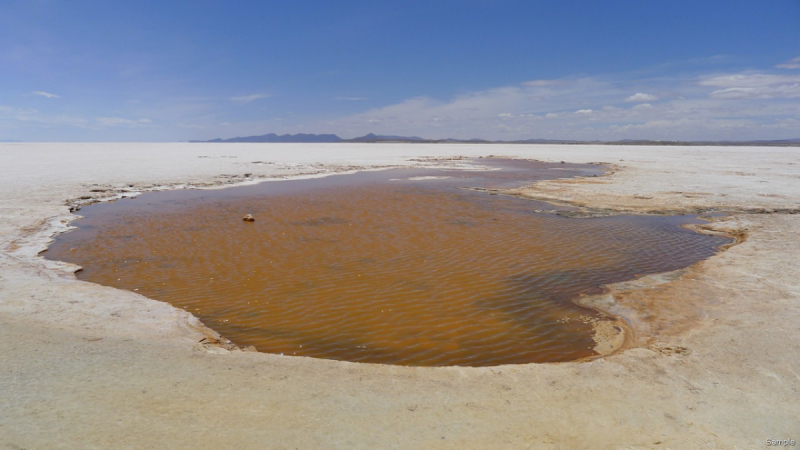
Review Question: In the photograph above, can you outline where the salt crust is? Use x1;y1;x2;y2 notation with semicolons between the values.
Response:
1;143;798;448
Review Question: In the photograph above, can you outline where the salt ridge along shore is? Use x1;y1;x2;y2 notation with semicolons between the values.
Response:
1;143;798;449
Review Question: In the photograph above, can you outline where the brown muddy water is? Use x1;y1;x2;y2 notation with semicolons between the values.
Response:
44;159;731;366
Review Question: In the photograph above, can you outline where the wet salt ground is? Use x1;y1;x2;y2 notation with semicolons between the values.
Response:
45;159;731;366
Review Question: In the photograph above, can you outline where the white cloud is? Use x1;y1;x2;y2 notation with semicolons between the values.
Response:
776;56;800;69
625;92;658;102
32;91;60;99
177;123;204;129
522;79;565;87
699;73;800;88
708;85;800;99
15;58;796;141
0;106;90;129
700;73;800;99
96;117;152;126
230;93;271;102
310;63;800;141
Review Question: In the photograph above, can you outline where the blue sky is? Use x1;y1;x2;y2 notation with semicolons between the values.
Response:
1;0;799;141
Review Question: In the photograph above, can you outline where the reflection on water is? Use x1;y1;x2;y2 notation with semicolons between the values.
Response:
45;159;731;366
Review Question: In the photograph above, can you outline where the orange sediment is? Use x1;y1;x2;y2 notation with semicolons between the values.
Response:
45;160;731;366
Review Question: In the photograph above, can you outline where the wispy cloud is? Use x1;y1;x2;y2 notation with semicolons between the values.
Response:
0;106;90;129
625;92;658;102
699;73;800;88
333;96;367;101
96;117;152;126
0;106;39;118
230;93;271;103
521;79;566;87
312;61;800;141
701;73;800;99
177;123;204;129
776;56;800;69
708;85;800;99
32;91;60;99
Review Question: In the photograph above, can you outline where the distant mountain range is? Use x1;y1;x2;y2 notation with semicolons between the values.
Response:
190;133;430;143
198;133;344;143
190;133;800;146
2;135;797;146
189;133;573;144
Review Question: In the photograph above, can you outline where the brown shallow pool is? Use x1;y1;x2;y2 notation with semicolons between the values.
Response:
45;159;731;366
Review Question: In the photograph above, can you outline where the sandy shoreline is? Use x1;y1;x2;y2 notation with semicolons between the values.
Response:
1;143;798;449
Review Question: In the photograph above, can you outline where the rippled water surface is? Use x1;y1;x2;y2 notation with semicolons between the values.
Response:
45;159;731;366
